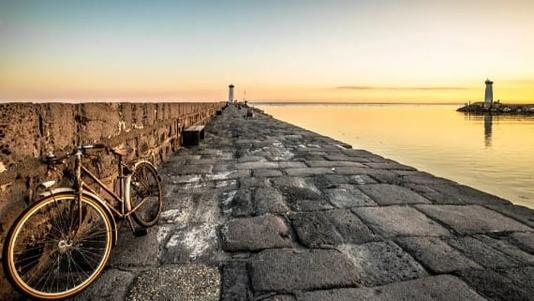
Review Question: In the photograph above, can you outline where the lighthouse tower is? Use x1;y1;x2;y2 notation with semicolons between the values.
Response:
484;79;493;108
228;84;235;103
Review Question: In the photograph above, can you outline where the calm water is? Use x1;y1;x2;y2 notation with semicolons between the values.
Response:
257;104;534;209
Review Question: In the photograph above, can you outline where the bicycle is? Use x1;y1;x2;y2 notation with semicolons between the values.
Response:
2;144;163;299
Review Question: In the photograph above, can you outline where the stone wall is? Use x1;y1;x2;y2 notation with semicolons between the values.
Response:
0;102;224;250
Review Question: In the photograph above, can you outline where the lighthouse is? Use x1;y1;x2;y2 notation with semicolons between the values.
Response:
484;79;493;108
228;84;235;103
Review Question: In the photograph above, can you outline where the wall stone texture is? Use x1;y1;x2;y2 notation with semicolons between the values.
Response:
0;102;224;255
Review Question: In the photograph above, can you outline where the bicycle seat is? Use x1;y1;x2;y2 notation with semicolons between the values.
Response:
111;146;131;157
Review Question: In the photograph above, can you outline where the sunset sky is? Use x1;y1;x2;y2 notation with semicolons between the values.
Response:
1;0;533;102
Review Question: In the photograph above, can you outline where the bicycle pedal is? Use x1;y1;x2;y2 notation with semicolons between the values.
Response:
133;228;148;237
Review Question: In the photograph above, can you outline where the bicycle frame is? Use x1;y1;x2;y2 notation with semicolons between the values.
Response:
68;148;154;236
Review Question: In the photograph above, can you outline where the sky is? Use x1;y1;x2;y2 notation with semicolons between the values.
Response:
0;0;533;103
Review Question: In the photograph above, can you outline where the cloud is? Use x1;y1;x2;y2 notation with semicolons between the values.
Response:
336;86;469;91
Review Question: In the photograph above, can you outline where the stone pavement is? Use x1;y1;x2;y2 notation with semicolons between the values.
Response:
73;105;534;301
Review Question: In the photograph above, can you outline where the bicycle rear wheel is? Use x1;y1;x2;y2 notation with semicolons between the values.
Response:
130;161;162;227
2;194;113;299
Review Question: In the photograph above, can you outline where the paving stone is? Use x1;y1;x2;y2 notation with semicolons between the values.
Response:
229;189;254;217
354;206;450;238
325;209;375;243
402;174;454;185
395;237;482;273
324;154;370;162
222;215;292;251
287;199;334;212
249;249;360;292
235;161;279;170
497;266;534;296
237;155;266;162
306;160;366;168
300;275;485;301
278;161;307;168
416;205;532;234
403;183;465;205
221;262;251;301
364;162;416;171
126;265;219;301
254;187;289;215
73;269;135;301
445;236;521;268
313;174;350;189
263;295;296;301
358;184;431;205
473;234;534;264
348;174;378;185
455;268;531;301
253;169;283;177
285;167;334;176
485;204;534;228
290;212;344;247
325;184;376;208
508;232;534;253
427;183;511;205
340;241;428;286
175;164;213;175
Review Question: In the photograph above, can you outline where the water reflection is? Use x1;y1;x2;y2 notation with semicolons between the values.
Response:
259;104;534;208
484;114;493;147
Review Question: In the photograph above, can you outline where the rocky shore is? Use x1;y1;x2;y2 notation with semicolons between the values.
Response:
458;102;534;115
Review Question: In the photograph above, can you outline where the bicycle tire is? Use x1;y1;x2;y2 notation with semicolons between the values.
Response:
129;161;162;227
2;193;113;300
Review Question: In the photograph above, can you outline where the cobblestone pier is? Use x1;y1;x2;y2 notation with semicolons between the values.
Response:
74;105;534;301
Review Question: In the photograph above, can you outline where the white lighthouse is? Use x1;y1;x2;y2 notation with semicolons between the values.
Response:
228;84;235;103
484;79;493;108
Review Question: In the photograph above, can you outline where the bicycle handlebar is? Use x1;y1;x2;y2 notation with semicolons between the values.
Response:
42;144;109;164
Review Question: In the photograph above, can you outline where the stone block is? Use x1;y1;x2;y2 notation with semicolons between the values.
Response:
249;249;360;292
301;275;485;301
455;268;531;301
222;215;292;251
235;161;279;170
395;237;481;273
340;241;427;286
325;184;376;208
358;184;431;205
508;232;534;253
446;236;521;268
285;167;334;177
428;183;511;205
485;204;534;228
221;262;251;301
254;187;289;215
354;206;449;238
306;160;365;168
253;169;283;177
291;209;375;248
416;205;532;234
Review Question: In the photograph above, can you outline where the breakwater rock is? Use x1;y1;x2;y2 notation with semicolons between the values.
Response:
458;102;534;115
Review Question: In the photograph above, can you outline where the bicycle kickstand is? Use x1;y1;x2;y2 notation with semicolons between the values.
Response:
126;216;148;237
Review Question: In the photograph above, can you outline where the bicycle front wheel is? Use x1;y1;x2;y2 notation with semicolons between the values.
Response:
130;161;162;227
2;194;113;300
